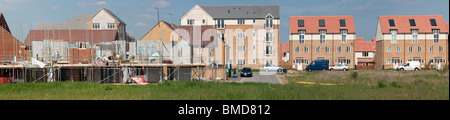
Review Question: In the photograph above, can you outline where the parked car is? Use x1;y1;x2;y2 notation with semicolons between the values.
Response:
305;60;329;72
262;64;283;72
397;61;421;71
329;65;349;71
240;67;253;77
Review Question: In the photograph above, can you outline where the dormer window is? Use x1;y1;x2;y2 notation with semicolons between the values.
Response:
266;15;273;28
389;19;395;27
319;20;325;27
339;19;346;27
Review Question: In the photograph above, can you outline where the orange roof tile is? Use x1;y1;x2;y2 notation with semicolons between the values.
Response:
355;38;376;52
378;15;448;34
290;16;355;34
358;58;374;63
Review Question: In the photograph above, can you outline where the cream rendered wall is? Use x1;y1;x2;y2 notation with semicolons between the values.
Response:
91;10;116;29
355;52;375;59
180;5;214;26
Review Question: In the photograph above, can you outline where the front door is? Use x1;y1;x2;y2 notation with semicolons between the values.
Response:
436;59;443;70
393;59;400;69
297;59;303;71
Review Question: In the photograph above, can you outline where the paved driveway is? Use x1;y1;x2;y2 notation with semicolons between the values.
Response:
239;72;280;84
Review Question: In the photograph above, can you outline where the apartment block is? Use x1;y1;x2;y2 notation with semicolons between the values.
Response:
375;15;449;70
289;16;356;70
180;5;280;69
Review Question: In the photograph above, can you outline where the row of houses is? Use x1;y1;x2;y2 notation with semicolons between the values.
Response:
283;15;449;70
1;5;449;77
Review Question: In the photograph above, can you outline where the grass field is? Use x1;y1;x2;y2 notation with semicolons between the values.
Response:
0;70;448;100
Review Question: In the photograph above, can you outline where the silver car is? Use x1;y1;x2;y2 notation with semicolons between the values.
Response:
329;65;349;71
262;64;283;72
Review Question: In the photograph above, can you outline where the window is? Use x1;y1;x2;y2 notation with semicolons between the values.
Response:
429;46;434;52
237;33;245;40
439;46;444;52
295;47;299;53
387;59;391;65
217;19;224;29
197;47;202;54
388;19;395;26
325;47;330;53
391;29;397;44
253;59;256;64
341;29;347;44
253;45;256;50
299;30;305;44
347;59;351;64
219;33;225;40
304;47;309;53
429;59;434;64
418;46;422;52
387;46;392;52
305;60;309;64
266;46;273;55
238;19;245;25
316;47;320;53
298;20;304;27
187;19;195;25
319;30;326;44
347;46;351;53
430;19;437;26
397;47;401;53
339;19;346;27
408;46;413;52
202;19;205;23
412;29;418;44
337;46;341;53
253;19;255;23
266;33;273;42
92;23;100;29
265;60;273;65
433;29;439;43
319;20;325;27
363;52;369;57
266;15;273;28
238;46;246;52
238;60;246;65
409;19;416;26
107;23;115;29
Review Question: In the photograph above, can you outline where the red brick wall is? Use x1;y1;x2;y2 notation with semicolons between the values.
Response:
70;48;95;64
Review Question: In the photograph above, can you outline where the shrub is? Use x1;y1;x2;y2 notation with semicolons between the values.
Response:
350;72;358;79
390;82;402;88
377;81;387;88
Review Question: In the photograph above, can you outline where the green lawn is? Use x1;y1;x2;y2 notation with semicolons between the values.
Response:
0;70;448;100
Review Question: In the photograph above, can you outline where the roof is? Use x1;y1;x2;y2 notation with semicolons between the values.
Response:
24;30;118;46
139;20;177;41
102;8;125;24
200;5;280;19
290;16;355;34
36;14;94;30
355;38;376;52
358;58;374;63
0;13;11;33
378;15;448;34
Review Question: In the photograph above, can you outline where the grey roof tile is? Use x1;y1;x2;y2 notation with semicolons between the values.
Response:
200;5;280;19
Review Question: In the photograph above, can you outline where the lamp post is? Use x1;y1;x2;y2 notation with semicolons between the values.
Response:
156;7;163;83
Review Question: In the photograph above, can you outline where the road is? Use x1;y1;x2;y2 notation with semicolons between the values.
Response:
239;72;280;84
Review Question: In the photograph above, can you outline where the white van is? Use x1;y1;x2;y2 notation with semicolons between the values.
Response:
397;61;421;71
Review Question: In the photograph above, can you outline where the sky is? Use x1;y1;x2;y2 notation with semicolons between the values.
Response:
1;0;449;43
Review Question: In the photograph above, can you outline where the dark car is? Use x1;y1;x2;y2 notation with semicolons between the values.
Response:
240;68;253;77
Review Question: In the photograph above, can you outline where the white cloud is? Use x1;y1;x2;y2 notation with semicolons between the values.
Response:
52;4;61;10
96;1;107;5
138;14;156;20
135;22;148;27
153;0;171;8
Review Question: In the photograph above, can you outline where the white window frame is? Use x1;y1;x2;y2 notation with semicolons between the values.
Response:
341;29;347;44
265;45;273;55
387;46;392;53
408;46;413;53
304;47;309;53
397;47;401;53
430;46;434;52
412;29;418;44
363;52;369;57
295;47;299;53
299;30;305;44
92;23;100;29
325;47;329;53
217;19;225;29
316;47;320;53
237;33;246;40
266;15;273;29
107;23;115;29
347;46;351;53
439;46;444;52
387;59;391;65
319;30;326;44
266;32;273;42
337;46;341;53
187;19;195;25
418;46;422;52
391;29;397;44
433;29;440;43
238;19;245;25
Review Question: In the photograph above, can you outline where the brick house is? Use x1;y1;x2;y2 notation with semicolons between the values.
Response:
0;13;25;63
180;5;280;70
375;15;449;70
355;38;376;70
289;16;356;70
